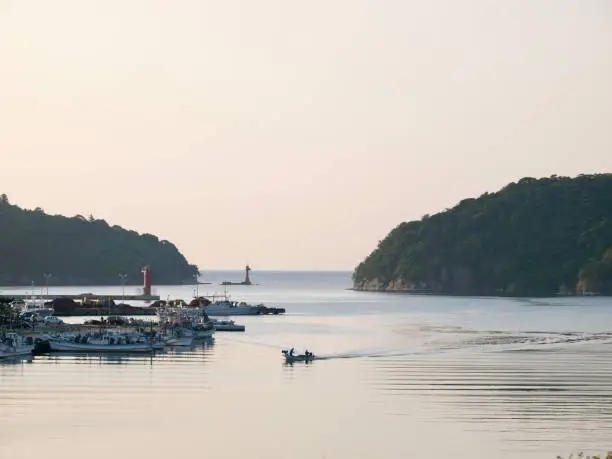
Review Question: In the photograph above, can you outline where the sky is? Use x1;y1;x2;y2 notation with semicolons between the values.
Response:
1;1;611;271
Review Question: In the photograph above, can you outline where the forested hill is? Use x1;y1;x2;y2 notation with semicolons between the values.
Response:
0;195;198;286
353;174;612;297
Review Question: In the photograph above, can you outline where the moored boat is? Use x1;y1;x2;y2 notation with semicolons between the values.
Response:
200;299;262;316
155;293;284;317
0;332;34;359
192;292;266;316
163;330;196;347
48;331;154;353
157;304;215;343
192;323;215;339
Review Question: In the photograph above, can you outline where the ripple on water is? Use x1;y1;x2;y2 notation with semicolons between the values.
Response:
363;333;612;454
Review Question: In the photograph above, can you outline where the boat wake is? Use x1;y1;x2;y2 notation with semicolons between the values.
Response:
308;330;612;361
223;333;452;361
402;324;612;352
224;323;612;364
458;330;612;351
312;353;362;361
313;348;441;361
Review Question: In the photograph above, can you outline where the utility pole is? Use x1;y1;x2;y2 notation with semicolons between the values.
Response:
119;274;128;303
43;273;52;296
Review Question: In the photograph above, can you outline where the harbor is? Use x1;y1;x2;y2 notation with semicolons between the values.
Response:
0;268;287;360
0;266;285;318
0;293;161;302
1;297;256;358
3;270;612;459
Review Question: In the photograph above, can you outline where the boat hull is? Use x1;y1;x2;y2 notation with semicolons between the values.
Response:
0;347;33;359
284;355;316;363
49;341;153;353
204;306;261;316
212;321;245;332
164;337;195;346
1;333;35;359
193;329;215;339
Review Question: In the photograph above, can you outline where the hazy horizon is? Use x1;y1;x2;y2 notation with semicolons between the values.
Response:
1;1;611;270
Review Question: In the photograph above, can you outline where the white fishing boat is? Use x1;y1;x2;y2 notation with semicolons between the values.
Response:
193;291;265;316
203;300;263;316
162;328;196;347
190;316;215;339
48;331;154;353
157;305;215;343
0;332;34;359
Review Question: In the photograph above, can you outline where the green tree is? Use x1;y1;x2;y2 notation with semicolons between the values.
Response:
354;174;612;297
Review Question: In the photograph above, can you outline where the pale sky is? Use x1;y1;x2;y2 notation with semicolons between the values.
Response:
1;1;611;270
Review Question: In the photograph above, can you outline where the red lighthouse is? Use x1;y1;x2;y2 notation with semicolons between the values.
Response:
142;266;151;297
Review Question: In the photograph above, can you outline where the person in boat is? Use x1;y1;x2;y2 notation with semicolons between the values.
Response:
305;350;311;358
289;347;295;357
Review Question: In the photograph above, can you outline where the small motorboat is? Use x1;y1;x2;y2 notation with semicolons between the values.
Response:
282;349;316;363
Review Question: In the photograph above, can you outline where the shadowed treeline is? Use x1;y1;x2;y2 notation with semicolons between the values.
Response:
0;195;198;286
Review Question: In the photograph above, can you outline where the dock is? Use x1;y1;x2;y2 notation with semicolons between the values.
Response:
0;266;161;303
0;293;160;302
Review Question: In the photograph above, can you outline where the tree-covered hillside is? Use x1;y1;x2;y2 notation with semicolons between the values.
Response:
0;195;198;286
353;174;612;296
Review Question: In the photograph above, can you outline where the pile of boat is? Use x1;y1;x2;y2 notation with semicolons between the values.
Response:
0;303;250;358
0;291;293;361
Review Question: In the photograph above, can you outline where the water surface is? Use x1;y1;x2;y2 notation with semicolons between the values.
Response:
2;271;612;458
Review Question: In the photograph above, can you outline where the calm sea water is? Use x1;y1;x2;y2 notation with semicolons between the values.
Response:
2;270;612;458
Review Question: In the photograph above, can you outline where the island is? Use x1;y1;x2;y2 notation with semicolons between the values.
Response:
352;174;612;297
0;194;198;286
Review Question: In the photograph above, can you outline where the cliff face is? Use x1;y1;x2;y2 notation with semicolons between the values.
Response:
576;246;612;295
0;195;198;286
353;174;612;297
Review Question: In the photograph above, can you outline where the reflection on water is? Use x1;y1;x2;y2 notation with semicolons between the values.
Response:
23;337;217;366
2;271;612;458
0;355;33;366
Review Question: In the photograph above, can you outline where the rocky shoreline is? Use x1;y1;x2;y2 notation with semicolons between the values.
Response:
352;278;606;298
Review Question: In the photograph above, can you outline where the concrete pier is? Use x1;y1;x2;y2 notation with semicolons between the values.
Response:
0;293;160;302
